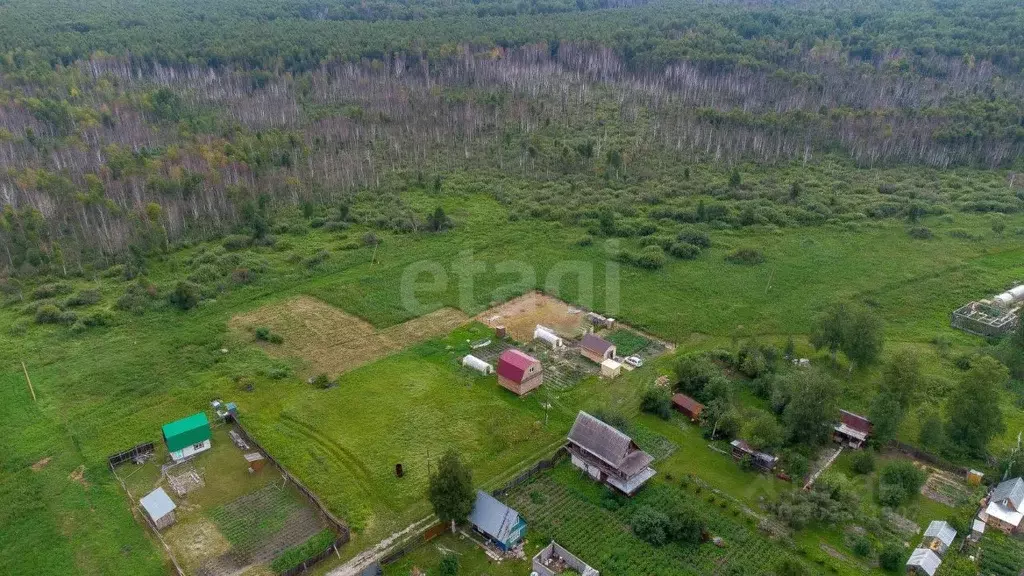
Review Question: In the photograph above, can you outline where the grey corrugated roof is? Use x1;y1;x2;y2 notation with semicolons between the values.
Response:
568;411;633;467
140;487;176;520
469;491;521;543
907;548;941;576
992;477;1024;510
923;520;957;546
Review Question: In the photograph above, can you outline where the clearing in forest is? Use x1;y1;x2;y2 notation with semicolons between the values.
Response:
229;296;469;376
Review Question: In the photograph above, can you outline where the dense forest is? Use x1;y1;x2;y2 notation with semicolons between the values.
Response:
0;0;1022;275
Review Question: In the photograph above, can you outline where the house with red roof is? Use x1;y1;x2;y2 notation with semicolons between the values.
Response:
497;349;543;396
833;410;872;449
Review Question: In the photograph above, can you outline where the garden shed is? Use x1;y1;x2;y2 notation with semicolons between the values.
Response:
600;358;621;378
468;490;526;552
832;409;871;449
671;393;704;422
496;349;543;396
139;487;177;530
162;412;212;462
579;333;616;364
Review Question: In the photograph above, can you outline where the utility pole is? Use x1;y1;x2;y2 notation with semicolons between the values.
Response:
21;361;36;402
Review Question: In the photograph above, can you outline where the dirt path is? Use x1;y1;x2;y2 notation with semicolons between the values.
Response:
804;446;843;489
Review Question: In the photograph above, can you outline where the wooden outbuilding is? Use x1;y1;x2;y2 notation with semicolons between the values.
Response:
981;477;1024;534
244;452;266;472
580;333;616;364
833;410;871;449
671;393;704;422
496;349;543;396
140;487;177;530
600;359;621;378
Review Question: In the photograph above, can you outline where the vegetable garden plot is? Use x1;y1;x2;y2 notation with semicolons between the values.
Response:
505;466;814;576
208;483;328;565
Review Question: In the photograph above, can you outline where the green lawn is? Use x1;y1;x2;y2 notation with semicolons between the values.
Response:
238;323;571;548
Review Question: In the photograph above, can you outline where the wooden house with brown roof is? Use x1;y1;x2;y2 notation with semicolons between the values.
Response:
833;410;872;448
566;411;655;496
579;333;616;364
671;393;704;422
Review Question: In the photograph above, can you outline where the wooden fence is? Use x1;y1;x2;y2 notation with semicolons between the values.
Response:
490;447;567;498
279;536;348;576
379;522;448;566
107;441;155;470
231;419;351;540
230;419;351;575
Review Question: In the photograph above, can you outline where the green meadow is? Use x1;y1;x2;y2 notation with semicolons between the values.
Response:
3;192;1024;575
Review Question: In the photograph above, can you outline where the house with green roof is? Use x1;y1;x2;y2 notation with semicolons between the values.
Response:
162;412;212;461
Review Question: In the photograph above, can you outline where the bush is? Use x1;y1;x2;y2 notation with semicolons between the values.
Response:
34;304;64;324
591;409;630;432
907;226;933;239
877;461;925;507
222;234;252;251
32;282;72;300
851;535;872;557
850;451;875;475
668;509;705;544
631;506;671;546
725;248;765;265
168;281;202;310
311;373;335;389
269;529;335;574
438;553;459;576
677;229;711;248
668;242;701;259
640;386;672;420
303;249;330;269
63;289;101;307
254;326;284;344
878;542;904;571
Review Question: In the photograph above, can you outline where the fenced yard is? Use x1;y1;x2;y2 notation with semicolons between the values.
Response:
113;425;337;576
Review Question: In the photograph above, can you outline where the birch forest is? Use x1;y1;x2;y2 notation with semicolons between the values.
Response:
0;0;1022;275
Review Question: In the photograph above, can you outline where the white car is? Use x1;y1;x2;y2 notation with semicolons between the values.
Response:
624;356;643;368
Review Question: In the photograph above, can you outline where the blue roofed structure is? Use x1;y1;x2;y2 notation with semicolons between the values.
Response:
468;490;526;551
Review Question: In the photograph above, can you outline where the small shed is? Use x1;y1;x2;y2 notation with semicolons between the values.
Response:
967;469;984;486
534;325;564;349
244;452;266;472
969;518;986;542
140;487;177;530
580;333;616;364
833;409;871;449
922;520;956;555
462;354;494;375
672;393;704;422
468;490;526;551
162;412;212;462
906;548;941;576
729;439;778;472
601;359;621;378
496;349;543;396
